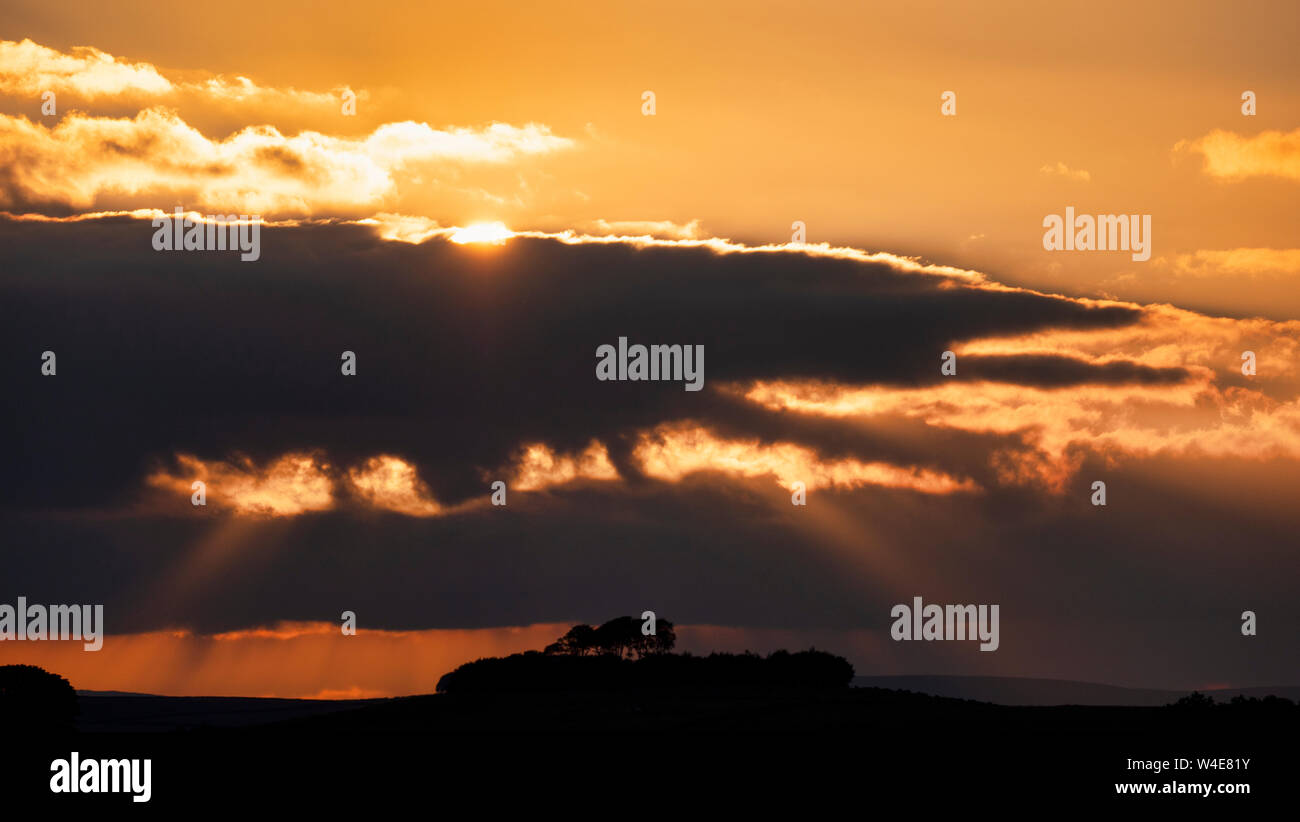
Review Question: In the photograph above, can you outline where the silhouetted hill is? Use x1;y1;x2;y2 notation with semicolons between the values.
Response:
56;678;1300;734
74;694;382;732
241;681;1295;736
6;688;1294;811
853;675;1300;706
9;677;1293;809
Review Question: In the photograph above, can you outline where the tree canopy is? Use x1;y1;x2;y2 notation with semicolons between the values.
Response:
543;616;676;659
0;664;79;730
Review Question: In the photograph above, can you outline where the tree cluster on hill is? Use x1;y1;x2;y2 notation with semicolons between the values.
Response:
436;617;854;694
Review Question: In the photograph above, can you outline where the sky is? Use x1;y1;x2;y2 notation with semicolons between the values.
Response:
0;1;1296;697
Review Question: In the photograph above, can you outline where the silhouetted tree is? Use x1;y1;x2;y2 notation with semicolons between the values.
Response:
545;617;677;659
1172;691;1215;708
594;616;640;659
0;665;78;730
546;624;598;656
632;618;676;657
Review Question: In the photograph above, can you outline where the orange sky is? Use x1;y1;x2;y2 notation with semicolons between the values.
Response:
3;0;1298;316
0;623;568;698
1;1;1296;696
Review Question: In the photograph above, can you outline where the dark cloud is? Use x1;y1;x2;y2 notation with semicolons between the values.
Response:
960;354;1190;387
0;216;1145;509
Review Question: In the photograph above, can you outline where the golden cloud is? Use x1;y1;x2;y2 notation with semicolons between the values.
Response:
149;452;451;517
148;452;335;516
0;38;354;109
1156;248;1300;279
756;378;1291;487
0;38;172;97
632;423;978;494
581;218;704;240
504;441;620;491
1176;128;1300;182
1038;161;1091;182
0;108;574;214
347;455;442;517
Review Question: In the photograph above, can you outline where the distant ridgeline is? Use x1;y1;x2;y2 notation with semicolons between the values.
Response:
436;616;855;694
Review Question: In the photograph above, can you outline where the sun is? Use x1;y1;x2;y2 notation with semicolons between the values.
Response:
449;221;512;245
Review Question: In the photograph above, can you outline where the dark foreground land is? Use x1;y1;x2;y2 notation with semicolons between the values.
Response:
5;685;1294;809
